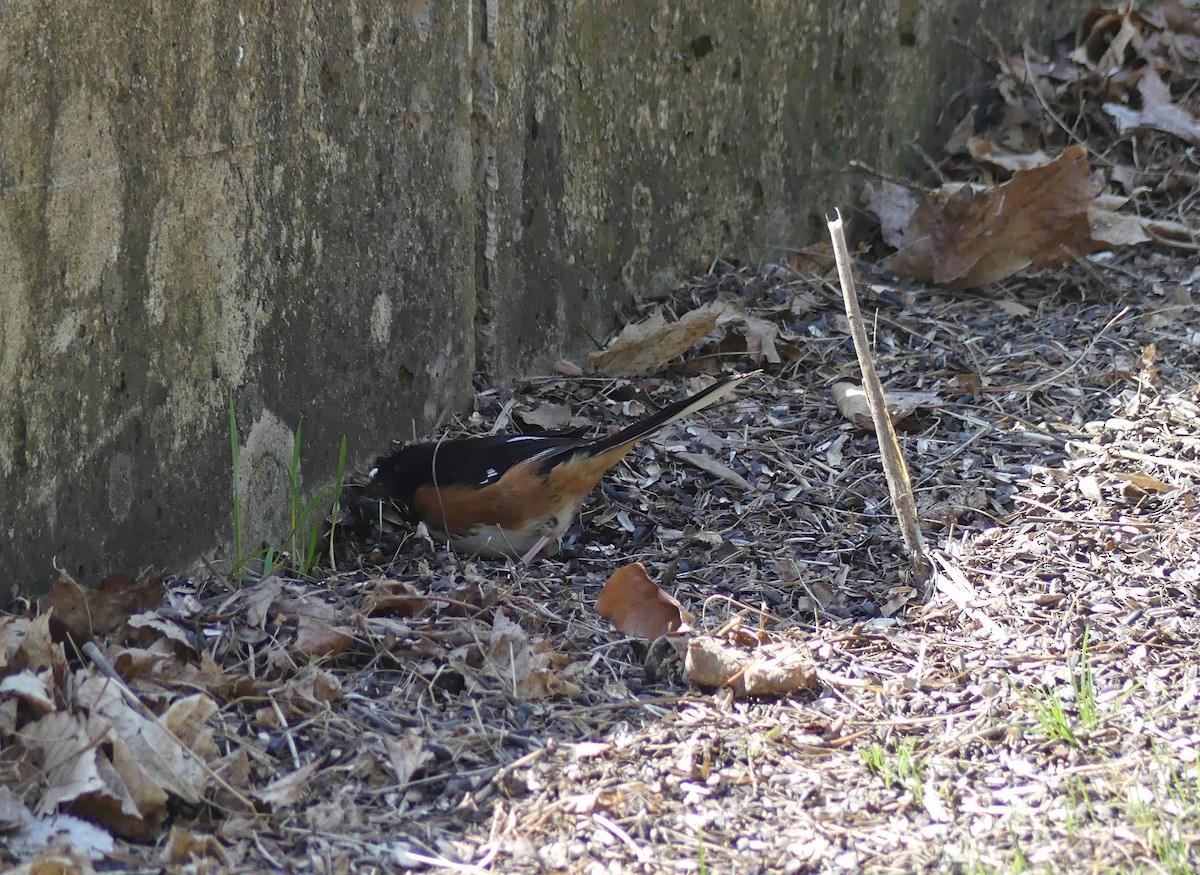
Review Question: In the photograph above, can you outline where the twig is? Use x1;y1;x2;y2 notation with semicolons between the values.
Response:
928;552;1006;640
848;159;933;193
828;211;930;583
1015;307;1130;393
1069;440;1200;478
593;812;653;864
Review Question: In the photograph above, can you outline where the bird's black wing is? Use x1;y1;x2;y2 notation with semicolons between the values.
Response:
366;433;588;516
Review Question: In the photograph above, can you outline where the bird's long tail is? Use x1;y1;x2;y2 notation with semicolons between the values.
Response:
584;371;759;456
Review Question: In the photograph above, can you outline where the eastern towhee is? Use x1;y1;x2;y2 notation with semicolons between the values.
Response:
365;371;757;562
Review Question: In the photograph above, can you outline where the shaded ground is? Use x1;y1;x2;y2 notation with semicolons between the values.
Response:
4;2;1200;873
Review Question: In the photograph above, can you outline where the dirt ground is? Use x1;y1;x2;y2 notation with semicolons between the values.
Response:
3;3;1200;873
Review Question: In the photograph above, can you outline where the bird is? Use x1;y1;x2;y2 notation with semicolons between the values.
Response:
364;371;757;563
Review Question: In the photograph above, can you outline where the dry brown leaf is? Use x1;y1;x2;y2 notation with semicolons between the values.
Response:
486;611;533;683
20;614;63;678
124;612;195;651
256;759;320;807
1111;470;1175;494
883;146;1102;287
728;311;782;364
516;402;574;431
480;613;579;698
596;563;693;640
967;137;1057;172
283;666;343;710
917;485;991;529
162;694;219;754
38;572;165;646
831;382;939;430
289;597;355;657
785;241;836;275
75;674;208;804
362;579;424;618
585;302;726;375
23;712;104;814
518;665;583;700
992;299;1032;317
106;735;169;830
862;180;923;249
380;730;431;788
831;382;873;430
242;576;283;629
0;669;56;715
0;784;26;830
4;855;86;875
60;763;145;843
671;451;753;491
682;637;818;696
1089;194;1198;247
1104;66;1200;147
7;817;110;869
1072;6;1145;71
566;742;614;761
0;615;31;671
161;826;229;866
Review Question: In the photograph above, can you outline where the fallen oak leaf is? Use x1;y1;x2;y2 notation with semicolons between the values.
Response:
1110;470;1174;495
241;576;283;629
1089;194;1199;248
286;597;356;657
883;146;1102;288
967;137;1057;172
256;759;321;808
75;675;210;805
596;563;693;640
482;613;583;700
683;637;818;696
5;801;114;863
362;579;424;618
831;381;873;430
670;451;753;491
585;302;726;375
380;730;431;789
0;669;56;715
719;309;782;365
1103;66;1200;148
0;784;25;830
39;572;165;646
862;180;923;249
832;382;940;430
516;402;575;431
22;712;105;815
161;826;229;866
125;612;195;651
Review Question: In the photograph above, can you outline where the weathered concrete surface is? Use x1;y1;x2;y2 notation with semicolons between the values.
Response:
480;0;1082;375
1;2;475;594
1;0;1078;597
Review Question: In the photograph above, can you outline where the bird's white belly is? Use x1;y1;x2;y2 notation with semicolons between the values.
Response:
443;499;577;558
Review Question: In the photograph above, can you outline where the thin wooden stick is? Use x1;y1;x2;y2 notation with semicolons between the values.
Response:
827;211;930;583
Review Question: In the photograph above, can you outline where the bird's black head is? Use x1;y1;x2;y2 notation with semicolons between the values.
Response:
364;443;439;522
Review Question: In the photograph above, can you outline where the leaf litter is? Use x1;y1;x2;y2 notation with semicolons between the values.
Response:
4;2;1200;871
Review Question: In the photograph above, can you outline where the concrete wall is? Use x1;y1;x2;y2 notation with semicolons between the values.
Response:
0;0;1080;597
